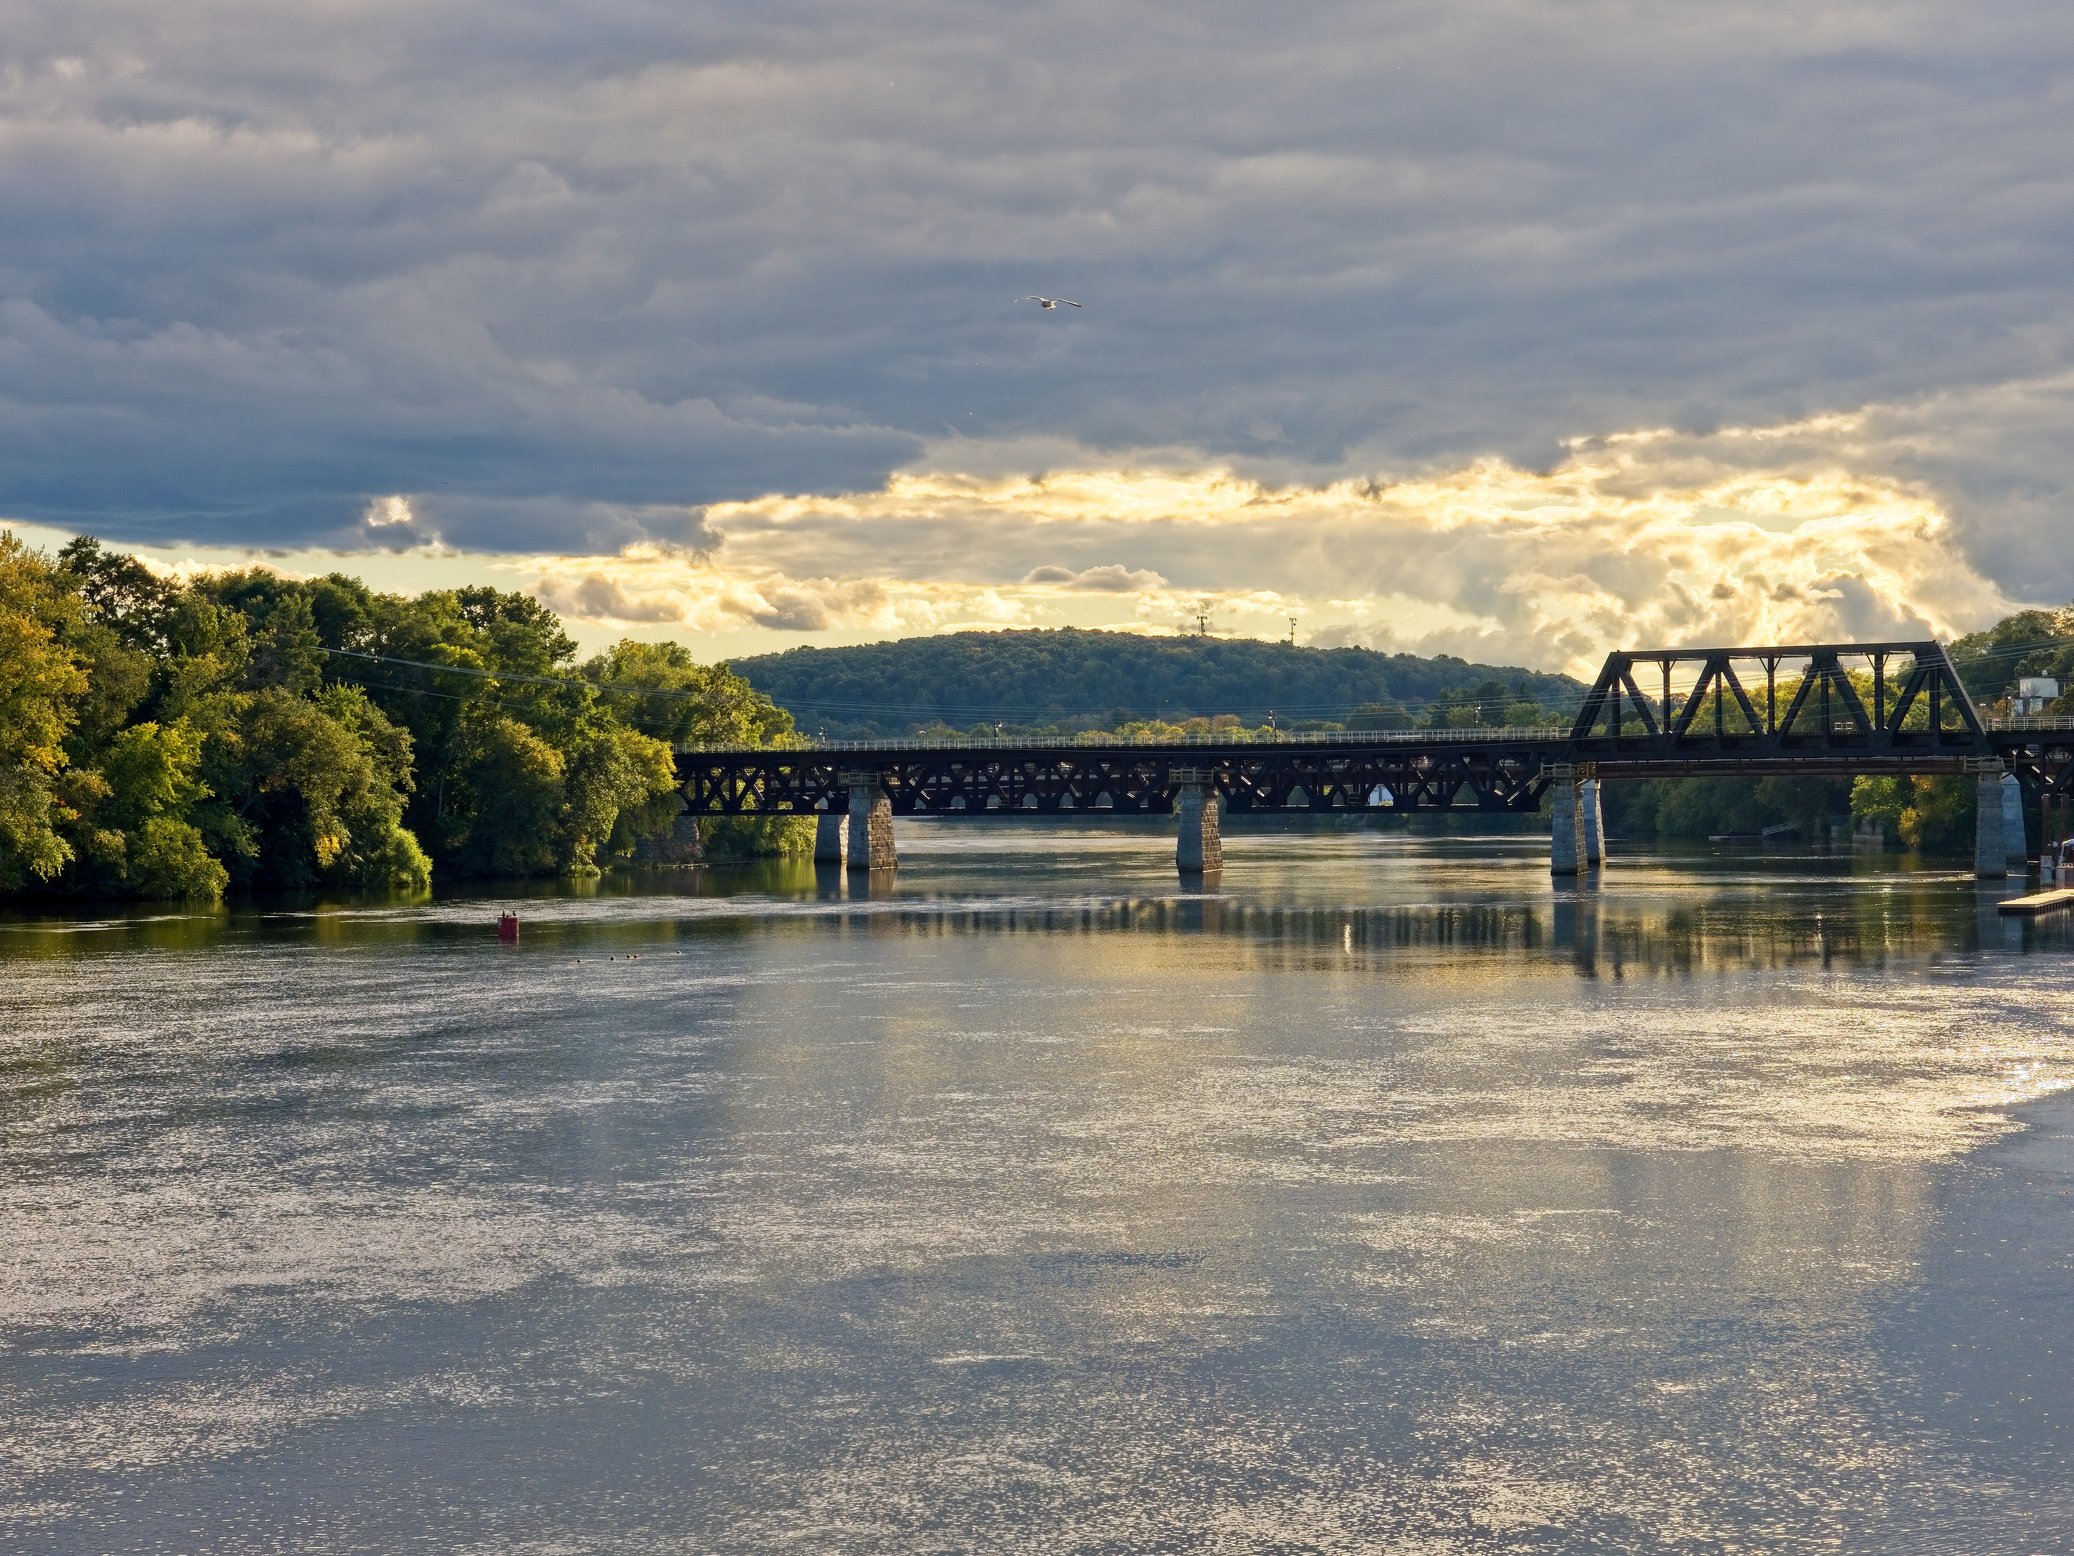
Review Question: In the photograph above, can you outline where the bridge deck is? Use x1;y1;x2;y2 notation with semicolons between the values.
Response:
677;720;2074;816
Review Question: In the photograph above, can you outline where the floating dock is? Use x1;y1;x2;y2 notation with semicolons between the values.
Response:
1996;888;2074;917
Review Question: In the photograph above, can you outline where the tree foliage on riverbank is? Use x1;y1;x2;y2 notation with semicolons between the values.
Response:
0;533;804;900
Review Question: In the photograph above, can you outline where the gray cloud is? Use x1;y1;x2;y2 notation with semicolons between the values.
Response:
1020;562;1167;591
732;578;893;633
4;1;2074;609
532;571;687;623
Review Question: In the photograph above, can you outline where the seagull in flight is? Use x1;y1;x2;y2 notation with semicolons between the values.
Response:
1017;295;1082;310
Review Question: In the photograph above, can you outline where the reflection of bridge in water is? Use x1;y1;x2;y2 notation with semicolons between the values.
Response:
678;642;2074;879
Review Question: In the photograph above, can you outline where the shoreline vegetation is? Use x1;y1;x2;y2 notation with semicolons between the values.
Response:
9;530;2074;901
1;531;812;902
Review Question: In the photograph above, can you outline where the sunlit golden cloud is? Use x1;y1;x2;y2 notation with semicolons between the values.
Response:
514;414;2008;673
8;410;2009;672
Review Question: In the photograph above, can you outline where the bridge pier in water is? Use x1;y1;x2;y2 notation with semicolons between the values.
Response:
1550;765;1581;876
2002;772;2027;870
1551;768;1605;876
1175;770;1223;877
814;809;846;866
1974;766;2010;878
844;773;896;873
1579;777;1605;867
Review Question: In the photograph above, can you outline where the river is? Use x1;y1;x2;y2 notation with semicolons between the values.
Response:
3;823;2071;1552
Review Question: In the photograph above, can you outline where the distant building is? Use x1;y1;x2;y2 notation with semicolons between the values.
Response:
2014;676;2061;715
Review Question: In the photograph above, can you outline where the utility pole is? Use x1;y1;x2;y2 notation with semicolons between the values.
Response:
1287;614;1298;646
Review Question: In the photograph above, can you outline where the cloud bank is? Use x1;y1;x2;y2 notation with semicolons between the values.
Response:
3;0;2072;655
520;416;2006;674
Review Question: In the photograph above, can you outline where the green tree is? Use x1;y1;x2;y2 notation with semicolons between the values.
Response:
563;725;678;870
1949;609;2074;706
55;536;179;656
1347;701;1413;731
447;715;567;876
220;688;431;891
89;721;228;898
1851;773;1973;851
584;638;810;862
0;534;88;887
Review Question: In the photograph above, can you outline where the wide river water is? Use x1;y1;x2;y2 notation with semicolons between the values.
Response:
3;823;2072;1553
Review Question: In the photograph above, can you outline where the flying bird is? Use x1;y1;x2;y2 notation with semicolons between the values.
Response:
1017;295;1082;310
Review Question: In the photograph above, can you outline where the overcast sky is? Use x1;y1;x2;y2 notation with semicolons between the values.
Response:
5;1;2073;669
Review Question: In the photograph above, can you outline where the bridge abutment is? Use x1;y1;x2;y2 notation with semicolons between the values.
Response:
844;773;896;873
1974;767;2009;878
1550;765;1581;876
1175;770;1223;876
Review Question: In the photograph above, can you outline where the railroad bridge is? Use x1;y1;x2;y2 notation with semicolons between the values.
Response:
676;641;2074;879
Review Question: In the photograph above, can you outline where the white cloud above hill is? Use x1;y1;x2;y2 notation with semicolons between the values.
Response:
518;414;2006;674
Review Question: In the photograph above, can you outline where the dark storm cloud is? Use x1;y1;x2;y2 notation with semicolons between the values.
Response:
4;0;2074;596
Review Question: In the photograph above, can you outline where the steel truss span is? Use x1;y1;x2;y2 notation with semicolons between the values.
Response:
681;736;1565;817
677;641;2074;814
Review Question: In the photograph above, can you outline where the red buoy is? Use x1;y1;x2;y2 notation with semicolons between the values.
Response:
497;912;520;942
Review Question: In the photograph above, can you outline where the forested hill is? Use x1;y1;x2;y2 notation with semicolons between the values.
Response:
731;629;1586;737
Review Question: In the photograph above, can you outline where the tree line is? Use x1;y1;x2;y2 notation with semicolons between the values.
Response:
0;532;806;901
732;628;1586;738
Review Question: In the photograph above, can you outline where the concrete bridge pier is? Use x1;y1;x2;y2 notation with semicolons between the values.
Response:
1550;764;1581;876
844;772;896;873
1175;769;1223;876
814;809;846;866
1579;776;1605;868
1974;766;2010;878
2002;772;2028;870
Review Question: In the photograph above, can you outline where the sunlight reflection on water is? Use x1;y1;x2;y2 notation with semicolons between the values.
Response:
2;827;2071;1551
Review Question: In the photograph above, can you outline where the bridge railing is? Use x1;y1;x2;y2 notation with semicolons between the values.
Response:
678;714;2074;757
676;726;1572;756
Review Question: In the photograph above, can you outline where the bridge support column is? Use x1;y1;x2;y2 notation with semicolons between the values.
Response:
814;809;846;866
2002;773;2028;870
1550;764;1581;876
1578;776;1605;867
1175;769;1222;876
1974;767;2009;879
844;772;895;873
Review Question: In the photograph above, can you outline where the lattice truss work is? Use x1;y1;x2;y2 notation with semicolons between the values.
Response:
1568;641;1986;761
2000;733;2074;798
679;741;1561;816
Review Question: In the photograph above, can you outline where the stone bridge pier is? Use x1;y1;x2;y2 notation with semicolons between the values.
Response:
1973;763;2029;879
2002;771;2027;871
1580;776;1605;867
843;772;896;873
814;808;846;866
1550;765;1605;876
1175;769;1223;877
